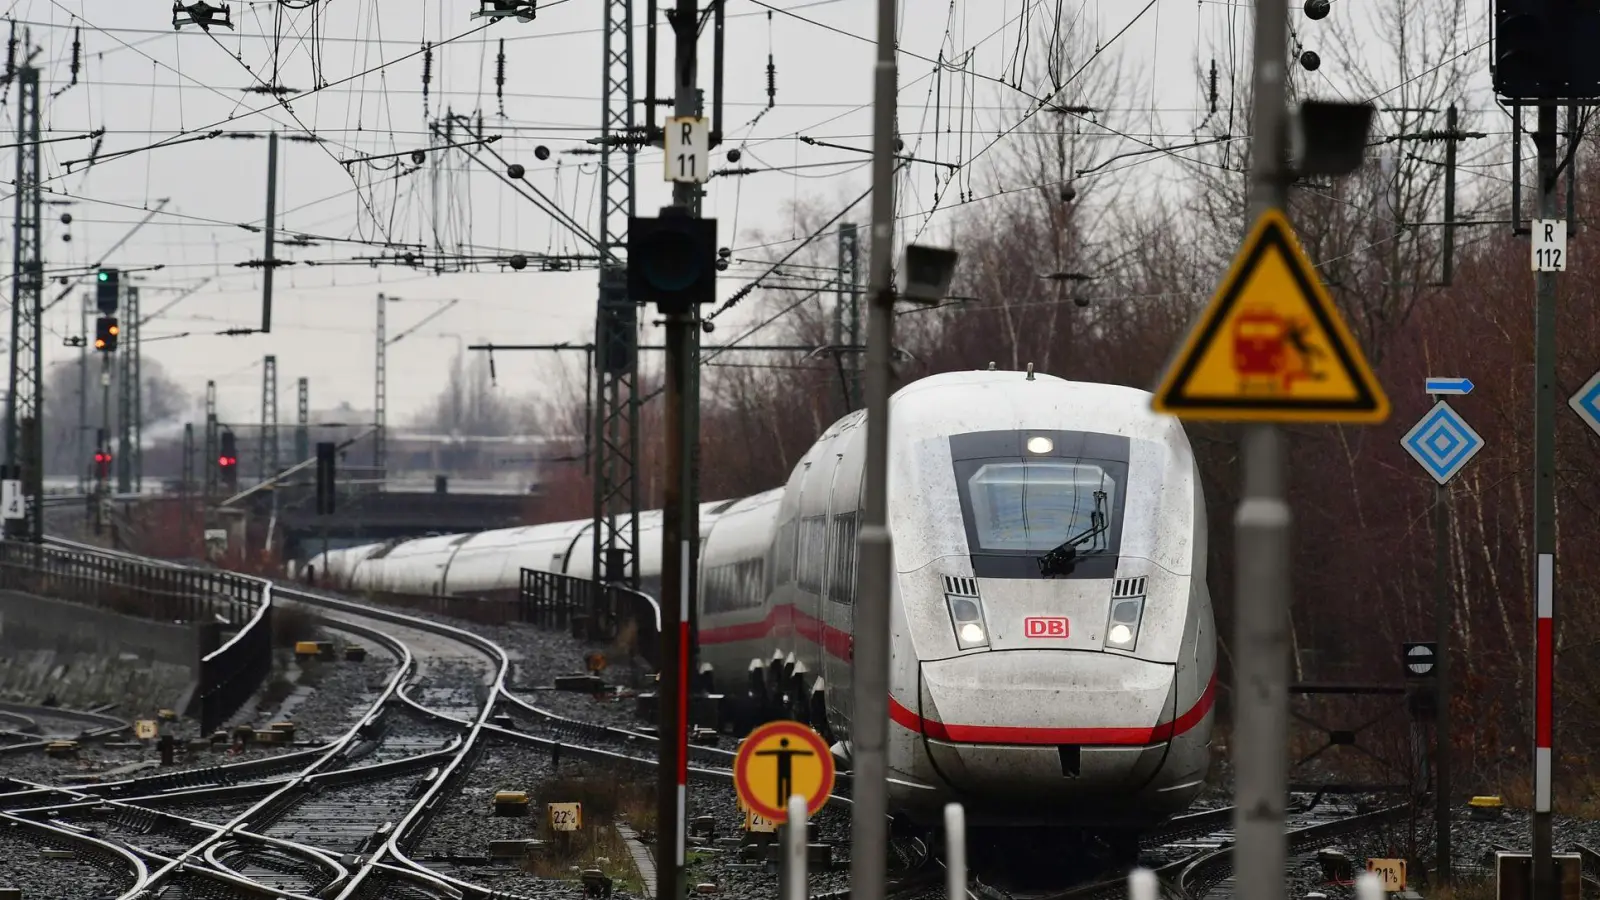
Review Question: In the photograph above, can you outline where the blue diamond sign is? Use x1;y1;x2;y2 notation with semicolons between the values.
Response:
1401;400;1484;485
1570;369;1600;440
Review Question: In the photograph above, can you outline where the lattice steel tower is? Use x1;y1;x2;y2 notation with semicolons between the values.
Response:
204;380;219;497
375;294;388;485
261;355;279;480
592;0;640;588
5;64;43;542
295;378;309;465
117;285;140;494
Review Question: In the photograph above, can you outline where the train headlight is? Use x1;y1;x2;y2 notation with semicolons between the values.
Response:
947;594;990;650
1105;597;1144;650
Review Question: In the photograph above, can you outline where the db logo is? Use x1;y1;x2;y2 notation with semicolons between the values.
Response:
1024;617;1070;638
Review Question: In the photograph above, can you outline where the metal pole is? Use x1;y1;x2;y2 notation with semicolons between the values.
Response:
944;804;965;900
783;795;808;900
1441;105;1457;287
1531;101;1557;900
656;5;699;900
853;0;898;893
1233;2;1291;900
1434;470;1451;884
262;131;278;334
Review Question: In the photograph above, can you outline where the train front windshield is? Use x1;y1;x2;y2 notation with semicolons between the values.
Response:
948;429;1130;580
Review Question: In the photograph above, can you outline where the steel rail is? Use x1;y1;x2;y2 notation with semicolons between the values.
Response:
0;809;151;900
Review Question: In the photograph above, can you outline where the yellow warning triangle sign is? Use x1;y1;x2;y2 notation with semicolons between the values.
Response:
1152;208;1390;424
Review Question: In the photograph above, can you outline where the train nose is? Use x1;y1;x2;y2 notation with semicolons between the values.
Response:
895;650;1208;826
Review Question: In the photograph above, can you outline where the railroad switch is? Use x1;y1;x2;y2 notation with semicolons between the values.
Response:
749;842;833;870
345;645;367;662
555;674;605;693
493;790;530;816
691;815;716;839
45;741;77;759
156;709;177;722
1317;849;1353;882
489;839;541;860
581;869;613;898
294;641;320;659
1469;795;1504;820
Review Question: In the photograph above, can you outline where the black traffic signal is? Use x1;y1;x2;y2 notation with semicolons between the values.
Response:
96;268;119;314
315;441;336;515
627;208;718;315
1494;0;1600;99
94;316;120;352
219;431;238;490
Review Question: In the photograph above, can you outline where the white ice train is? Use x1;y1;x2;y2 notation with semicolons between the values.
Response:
307;370;1216;844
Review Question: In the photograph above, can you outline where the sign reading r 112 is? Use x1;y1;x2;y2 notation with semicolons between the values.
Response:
1533;219;1567;272
664;116;710;184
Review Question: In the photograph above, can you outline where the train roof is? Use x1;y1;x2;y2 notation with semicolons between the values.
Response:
890;370;1187;448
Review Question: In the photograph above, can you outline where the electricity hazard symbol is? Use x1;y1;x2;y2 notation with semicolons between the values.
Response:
1152;208;1390;424
733;720;835;823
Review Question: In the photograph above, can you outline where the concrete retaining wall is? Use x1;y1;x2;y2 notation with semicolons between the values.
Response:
0;590;199;713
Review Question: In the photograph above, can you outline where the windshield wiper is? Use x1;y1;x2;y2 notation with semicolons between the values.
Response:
1037;491;1109;578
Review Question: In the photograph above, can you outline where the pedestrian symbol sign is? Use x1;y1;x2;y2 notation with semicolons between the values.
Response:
733;720;835;823
1152;208;1390;423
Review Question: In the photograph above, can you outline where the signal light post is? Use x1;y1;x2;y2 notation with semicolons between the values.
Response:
219;431;238;493
1490;2;1600;896
94;316;119;352
642;4;718;899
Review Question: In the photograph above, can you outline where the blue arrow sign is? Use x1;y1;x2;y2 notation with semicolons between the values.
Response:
1570;369;1600;440
1425;377;1474;395
1401;401;1484;485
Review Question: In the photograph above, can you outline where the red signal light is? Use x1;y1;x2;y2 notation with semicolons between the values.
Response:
219;455;236;467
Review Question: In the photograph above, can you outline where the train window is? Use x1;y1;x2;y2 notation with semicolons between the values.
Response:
829;512;857;604
798;515;826;594
965;461;1119;554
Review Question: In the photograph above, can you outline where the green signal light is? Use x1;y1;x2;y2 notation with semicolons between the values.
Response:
97;271;109;282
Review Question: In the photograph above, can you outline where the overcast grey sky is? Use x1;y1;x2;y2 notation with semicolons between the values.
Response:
1;0;1502;429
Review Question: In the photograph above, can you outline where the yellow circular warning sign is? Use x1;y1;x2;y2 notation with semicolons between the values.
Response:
733;720;835;823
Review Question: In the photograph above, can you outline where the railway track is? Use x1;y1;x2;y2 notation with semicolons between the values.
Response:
0;700;130;757
0;541;497;898
0;539;1422;900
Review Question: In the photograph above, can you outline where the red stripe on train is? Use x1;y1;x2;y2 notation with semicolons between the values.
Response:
699;602;853;660
886;670;1218;746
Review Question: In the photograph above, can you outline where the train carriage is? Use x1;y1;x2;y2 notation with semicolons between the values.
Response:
301;369;1216;846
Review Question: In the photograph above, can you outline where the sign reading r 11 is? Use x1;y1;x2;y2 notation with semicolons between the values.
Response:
664;116;710;185
1533;219;1567;272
